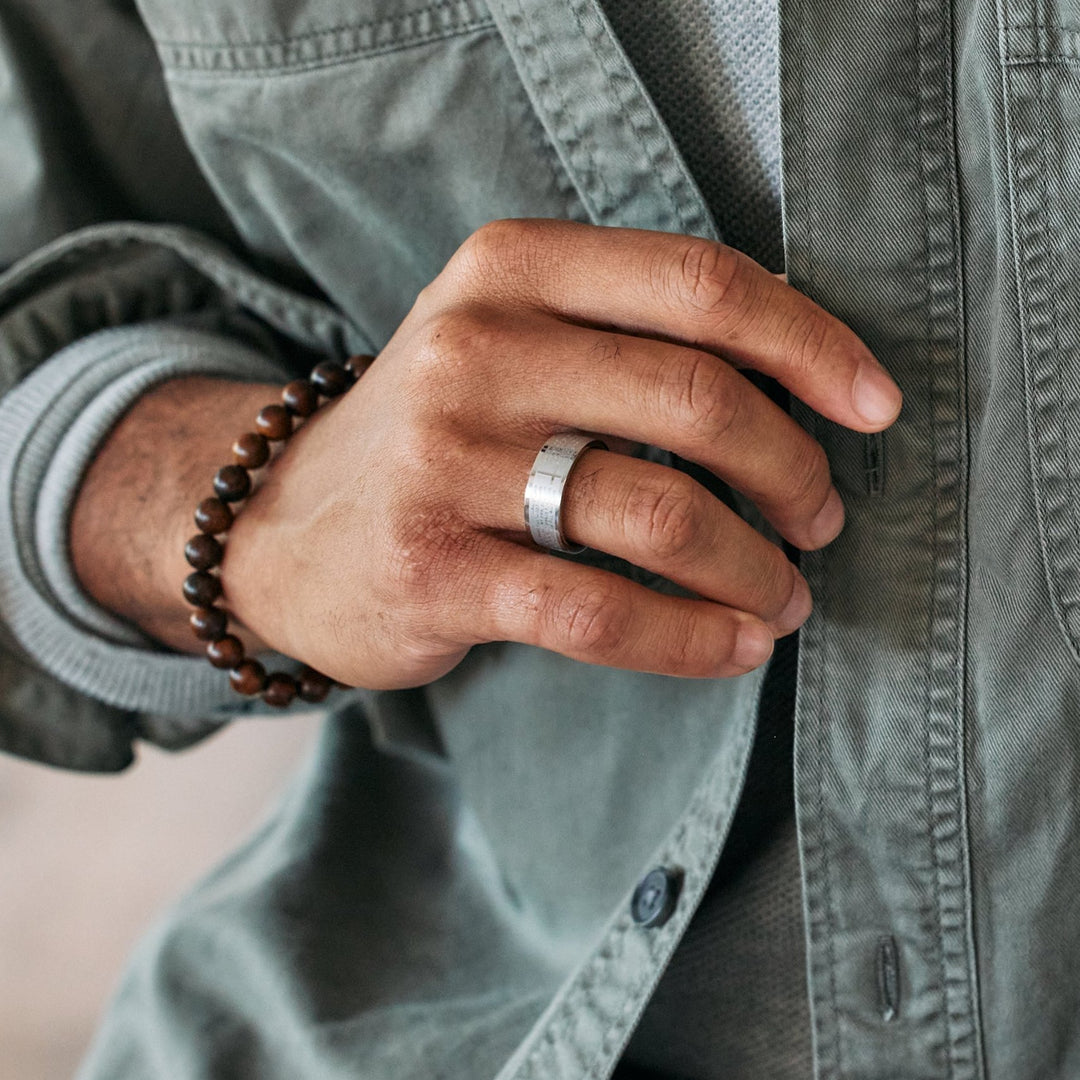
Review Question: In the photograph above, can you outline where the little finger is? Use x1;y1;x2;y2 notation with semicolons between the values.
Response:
477;542;776;677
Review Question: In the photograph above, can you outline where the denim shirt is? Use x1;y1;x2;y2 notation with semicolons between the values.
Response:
0;0;1076;1077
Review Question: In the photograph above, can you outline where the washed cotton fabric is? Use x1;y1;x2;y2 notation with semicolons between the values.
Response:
1;0;1078;1078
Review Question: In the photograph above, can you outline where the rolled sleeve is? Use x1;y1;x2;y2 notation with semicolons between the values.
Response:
0;224;369;768
1;322;288;713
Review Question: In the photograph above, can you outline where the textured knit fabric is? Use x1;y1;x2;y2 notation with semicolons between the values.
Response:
602;0;785;273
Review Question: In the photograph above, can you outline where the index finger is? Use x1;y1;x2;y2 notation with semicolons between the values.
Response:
449;220;902;432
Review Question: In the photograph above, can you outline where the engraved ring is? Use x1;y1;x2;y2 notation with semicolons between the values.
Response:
523;431;608;554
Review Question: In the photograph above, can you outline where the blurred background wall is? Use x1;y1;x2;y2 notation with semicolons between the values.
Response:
0;713;322;1079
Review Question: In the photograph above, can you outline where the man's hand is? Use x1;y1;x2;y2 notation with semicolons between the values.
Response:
71;220;901;688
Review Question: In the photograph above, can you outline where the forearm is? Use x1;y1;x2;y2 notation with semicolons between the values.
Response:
70;376;277;654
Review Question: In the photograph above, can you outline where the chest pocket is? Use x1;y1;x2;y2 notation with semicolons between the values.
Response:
1000;0;1080;661
133;0;585;346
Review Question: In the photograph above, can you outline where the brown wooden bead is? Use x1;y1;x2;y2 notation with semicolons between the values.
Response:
183;571;222;607
214;464;252;503
189;606;228;642
195;497;234;535
310;361;351;398
262;673;298;708
232;432;270;469
229;659;267;696
344;354;374;381
282;379;318;417
185;534;223;571
256;404;292;440
207;635;245;669
297;667;333;704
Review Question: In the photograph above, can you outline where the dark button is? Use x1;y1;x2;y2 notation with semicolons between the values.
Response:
631;866;682;928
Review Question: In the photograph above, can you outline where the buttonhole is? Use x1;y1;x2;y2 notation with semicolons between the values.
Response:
863;431;886;497
876;934;901;1022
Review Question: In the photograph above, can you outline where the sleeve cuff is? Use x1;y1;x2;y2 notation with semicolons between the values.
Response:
0;322;294;716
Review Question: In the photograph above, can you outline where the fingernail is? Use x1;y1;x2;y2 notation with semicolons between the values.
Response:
808;487;845;548
773;573;813;636
852;364;902;426
732;618;775;670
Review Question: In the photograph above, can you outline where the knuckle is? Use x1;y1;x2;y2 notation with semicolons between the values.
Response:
783;441;832;511
410;279;440;317
449;218;547;290
553;581;632;658
417;304;499;369
626;476;703;562
408;304;502;413
668;240;748;321
749;553;798;619
392;425;442;477
786;308;833;379
453;219;517;278
664;354;742;443
384;502;471;600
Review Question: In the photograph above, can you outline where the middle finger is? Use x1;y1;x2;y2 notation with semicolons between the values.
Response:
486;315;844;550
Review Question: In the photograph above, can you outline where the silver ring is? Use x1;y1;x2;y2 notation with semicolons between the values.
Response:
523;431;608;553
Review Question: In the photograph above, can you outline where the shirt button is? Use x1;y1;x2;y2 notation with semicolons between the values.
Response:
630;866;682;928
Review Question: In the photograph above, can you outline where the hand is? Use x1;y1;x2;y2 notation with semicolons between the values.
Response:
219;219;901;688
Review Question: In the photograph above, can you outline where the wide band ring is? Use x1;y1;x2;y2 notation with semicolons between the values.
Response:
523;432;608;554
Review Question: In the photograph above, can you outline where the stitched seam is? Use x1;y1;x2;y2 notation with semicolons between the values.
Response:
1008;19;1080;30
948;2;984;1069
1006;60;1080;656
785;1;839;1074
0;229;354;350
1005;55;1080;64
815;563;842;1079
1036;59;1080;609
998;5;1080;675
581;732;750;1079
797;22;841;1080
506;15;587;220
510;710;753;1080
160;19;495;74
914;0;958;1069
1003;17;1080;61
501;0;615;222
918;0;983;1068
154;0;486;47
566;0;695;235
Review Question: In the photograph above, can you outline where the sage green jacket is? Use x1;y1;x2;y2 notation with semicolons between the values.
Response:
0;0;1075;1077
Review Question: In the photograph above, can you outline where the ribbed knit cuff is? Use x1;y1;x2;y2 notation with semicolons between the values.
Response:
0;322;293;716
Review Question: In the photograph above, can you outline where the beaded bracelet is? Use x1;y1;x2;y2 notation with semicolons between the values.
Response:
181;354;374;708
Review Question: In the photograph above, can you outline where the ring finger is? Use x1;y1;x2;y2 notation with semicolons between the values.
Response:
472;444;812;636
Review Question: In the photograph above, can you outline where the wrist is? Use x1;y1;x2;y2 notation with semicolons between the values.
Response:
70;376;279;654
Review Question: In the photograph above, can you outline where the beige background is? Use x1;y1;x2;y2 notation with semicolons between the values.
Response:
0;713;322;1080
